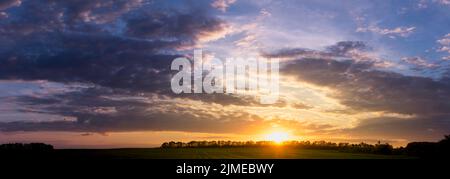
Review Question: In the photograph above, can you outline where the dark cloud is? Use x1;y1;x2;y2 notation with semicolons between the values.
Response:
291;102;313;109
339;116;450;141
401;56;440;72
0;0;142;34
282;58;372;87
261;41;369;59
80;132;93;136
0;80;310;133
0;0;252;104
0;86;299;134
326;41;369;56
57;0;143;24
277;41;450;140
261;47;335;59
283;57;450;115
0;33;176;91
0;0;272;133
125;8;228;45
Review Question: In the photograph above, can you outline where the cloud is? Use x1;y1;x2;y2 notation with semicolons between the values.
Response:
261;48;332;59
415;0;450;9
0;0;272;134
339;115;450;141
437;33;450;45
437;33;450;60
356;25;416;38
0;0;145;35
80;132;93;136
259;9;272;18
326;41;369;56
234;34;257;47
283;57;450;115
125;8;231;45
262;41;369;59
261;41;394;68
267;41;449;117
437;0;450;5
401;56;439;70
0;86;306;134
211;0;236;12
417;0;428;8
0;1;231;92
277;43;450;140
290;102;313;110
0;0;21;11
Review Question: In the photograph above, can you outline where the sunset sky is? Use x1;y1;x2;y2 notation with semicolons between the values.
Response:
1;0;450;148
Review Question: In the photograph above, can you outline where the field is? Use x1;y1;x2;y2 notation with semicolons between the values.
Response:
52;147;413;159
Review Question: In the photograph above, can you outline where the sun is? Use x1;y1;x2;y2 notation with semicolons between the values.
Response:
265;131;290;144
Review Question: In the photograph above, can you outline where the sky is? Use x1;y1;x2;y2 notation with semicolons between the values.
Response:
0;0;450;148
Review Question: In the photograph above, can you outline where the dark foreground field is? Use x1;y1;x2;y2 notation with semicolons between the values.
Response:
50;147;413;159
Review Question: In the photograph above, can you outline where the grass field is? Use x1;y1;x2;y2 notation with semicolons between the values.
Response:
53;147;414;159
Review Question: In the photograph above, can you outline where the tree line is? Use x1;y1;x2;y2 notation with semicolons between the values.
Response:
0;143;53;152
0;143;55;159
161;135;450;158
160;140;395;154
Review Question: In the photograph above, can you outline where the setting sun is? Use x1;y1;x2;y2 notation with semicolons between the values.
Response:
265;132;291;144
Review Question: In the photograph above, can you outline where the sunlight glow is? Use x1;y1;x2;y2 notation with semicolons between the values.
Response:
265;132;290;144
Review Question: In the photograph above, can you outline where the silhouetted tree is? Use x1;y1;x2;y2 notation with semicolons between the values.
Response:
159;135;450;158
0;143;54;159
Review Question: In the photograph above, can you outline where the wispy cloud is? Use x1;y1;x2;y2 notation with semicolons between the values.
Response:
437;0;450;5
211;0;236;12
437;33;450;60
401;56;439;69
357;25;416;38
